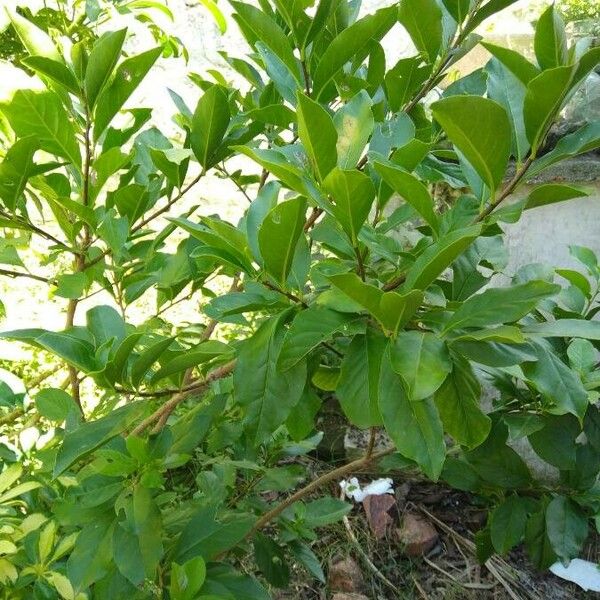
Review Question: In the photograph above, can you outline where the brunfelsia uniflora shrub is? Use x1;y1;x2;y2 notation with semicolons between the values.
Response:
0;0;599;597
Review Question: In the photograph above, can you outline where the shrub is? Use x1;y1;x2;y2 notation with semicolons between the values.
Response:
0;0;599;597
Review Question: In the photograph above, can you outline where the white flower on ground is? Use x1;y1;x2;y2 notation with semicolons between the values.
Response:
340;477;394;503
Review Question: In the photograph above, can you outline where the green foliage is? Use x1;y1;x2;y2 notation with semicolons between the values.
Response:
0;0;599;597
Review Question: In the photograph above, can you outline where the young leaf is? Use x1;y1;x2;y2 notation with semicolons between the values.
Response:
534;5;567;71
191;85;231;169
390;331;451;401
258;197;307;285
378;351;445;480
85;29;127;108
297;92;338;181
431;96;511;193
0;137;38;211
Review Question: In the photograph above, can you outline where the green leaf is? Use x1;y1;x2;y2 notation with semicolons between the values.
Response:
247;182;280;263
481;42;540;85
545;496;588;563
434;358;491;449
234;313;307;444
398;0;442;63
378;350;445;480
21;56;80;94
529;122;600;176
258;197;307;285
0;90;81;168
151;341;231;383
6;8;62;62
374;161;439;234
191;85;231;169
85;29;127;108
199;0;227;33
522;343;588;420
296;92;338;181
94;47;162;139
37;332;98;373
54;402;144;476
523;66;574;155
231;1;300;82
55;272;87;300
390;332;450;402
254;533;290;588
384;57;431;112
534;5;567;70
35;388;77;422
279;307;356;371
328;272;423;335
170;556;207;600
130;337;174;387
0;137;38;211
528;415;579;470
442;281;560;333
114;486;163;585
431;96;511;193
524;319;600;340
525;183;587;209
490;496;529;554
323;168;375;243
174;506;254;563
86;305;126;348
334;91;374;169
337;329;386;428
403;225;481;291
526;501;557;570
312;7;397;101
442;0;472;24
302;0;335;49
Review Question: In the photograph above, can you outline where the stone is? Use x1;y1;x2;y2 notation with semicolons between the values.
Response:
363;493;396;539
328;557;364;593
396;513;439;556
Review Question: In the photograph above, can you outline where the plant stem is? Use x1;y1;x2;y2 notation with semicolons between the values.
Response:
247;447;395;537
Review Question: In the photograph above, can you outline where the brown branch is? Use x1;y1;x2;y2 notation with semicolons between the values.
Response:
129;359;236;437
262;280;308;307
304;207;323;232
476;155;535;222
0;407;24;426
247;447;395;537
0;268;55;285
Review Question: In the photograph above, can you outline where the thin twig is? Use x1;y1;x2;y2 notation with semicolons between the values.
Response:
0;268;55;285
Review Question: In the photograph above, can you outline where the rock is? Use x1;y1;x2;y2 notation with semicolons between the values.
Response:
396;513;439;556
363;494;396;539
331;594;370;600
328;557;364;593
344;426;394;460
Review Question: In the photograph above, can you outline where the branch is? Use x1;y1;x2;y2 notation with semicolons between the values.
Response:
129;359;236;437
0;268;55;285
247;447;395;537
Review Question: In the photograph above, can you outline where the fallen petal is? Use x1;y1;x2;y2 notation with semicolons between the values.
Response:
550;559;600;592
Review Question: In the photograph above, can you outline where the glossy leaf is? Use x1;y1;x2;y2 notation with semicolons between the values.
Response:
334;91;374;169
398;0;442;63
258;197;307;285
534;5;567;70
431;96;511;192
191;85;231;169
297;92;337;181
85;30;127;108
